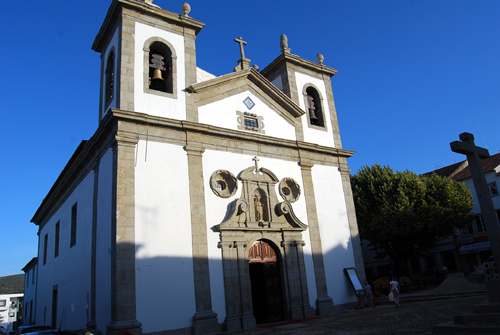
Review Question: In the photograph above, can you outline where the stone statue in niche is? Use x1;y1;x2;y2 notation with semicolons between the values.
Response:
254;198;263;221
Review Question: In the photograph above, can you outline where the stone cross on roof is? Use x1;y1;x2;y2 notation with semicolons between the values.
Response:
234;36;251;72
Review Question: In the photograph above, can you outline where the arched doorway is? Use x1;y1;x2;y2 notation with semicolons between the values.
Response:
248;240;285;324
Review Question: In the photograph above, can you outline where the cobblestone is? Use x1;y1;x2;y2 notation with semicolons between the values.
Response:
234;294;487;335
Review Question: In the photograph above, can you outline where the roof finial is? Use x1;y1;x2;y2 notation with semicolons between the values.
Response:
144;0;154;4
316;53;324;65
182;3;191;16
280;34;291;53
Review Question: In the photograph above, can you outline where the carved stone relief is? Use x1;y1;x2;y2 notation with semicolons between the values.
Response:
209;169;238;198
212;166;307;231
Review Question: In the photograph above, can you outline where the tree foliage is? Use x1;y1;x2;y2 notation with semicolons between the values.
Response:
351;164;474;276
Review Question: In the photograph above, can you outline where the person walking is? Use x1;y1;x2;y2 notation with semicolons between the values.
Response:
389;277;400;307
364;281;374;307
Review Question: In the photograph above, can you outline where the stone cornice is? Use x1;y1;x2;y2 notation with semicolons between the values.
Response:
92;0;205;52
187;68;305;118
31;108;354;226
111;109;354;159
261;52;338;78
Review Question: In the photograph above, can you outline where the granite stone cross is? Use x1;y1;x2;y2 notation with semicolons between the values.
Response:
234;36;247;60
252;156;259;172
451;132;500;302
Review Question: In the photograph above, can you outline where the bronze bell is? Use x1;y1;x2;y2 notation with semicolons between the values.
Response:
152;69;164;81
309;109;318;121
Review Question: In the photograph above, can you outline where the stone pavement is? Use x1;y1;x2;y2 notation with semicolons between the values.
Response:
232;293;487;335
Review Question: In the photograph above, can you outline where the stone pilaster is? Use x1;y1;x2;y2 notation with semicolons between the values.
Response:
185;143;219;334
295;241;315;318
322;75;343;149
184;26;198;122
281;238;305;320
282;68;304;142
299;161;334;315
236;242;256;329
338;162;366;284
107;132;142;335
220;241;242;331
118;11;135;112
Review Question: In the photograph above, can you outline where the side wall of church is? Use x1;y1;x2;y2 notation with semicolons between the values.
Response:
312;164;358;304
36;172;95;329
134;22;186;120
134;140;197;333
95;148;114;331
294;72;336;148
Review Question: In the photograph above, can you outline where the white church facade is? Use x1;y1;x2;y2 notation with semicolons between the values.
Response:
28;1;365;334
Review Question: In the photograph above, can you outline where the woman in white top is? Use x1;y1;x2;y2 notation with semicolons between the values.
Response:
389;278;400;307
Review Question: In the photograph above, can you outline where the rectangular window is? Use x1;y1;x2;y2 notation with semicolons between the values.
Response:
43;234;48;265
29;299;33;324
70;203;77;247
51;286;58;329
0;300;6;307
474;214;486;233
461;223;474;236
489;182;499;197
54;221;60;257
244;116;258;128
32;267;35;284
26;271;29;287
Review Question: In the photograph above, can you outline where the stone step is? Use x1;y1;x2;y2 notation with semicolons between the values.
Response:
472;302;500;314
454;313;500;325
432;321;500;334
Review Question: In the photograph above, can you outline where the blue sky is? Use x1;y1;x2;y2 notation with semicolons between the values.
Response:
1;0;499;277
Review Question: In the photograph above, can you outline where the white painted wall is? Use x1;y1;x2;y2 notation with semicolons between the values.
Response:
134;140;196;332
198;91;297;141
23;263;37;325
100;26;120;121
202;150;317;319
312;164;358;305
95;148;114;331
36;172;95;329
134;22;186;119
464;171;500;213
0;294;23;331
294;71;336;148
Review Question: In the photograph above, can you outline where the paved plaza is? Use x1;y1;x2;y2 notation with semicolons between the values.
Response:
233;293;487;335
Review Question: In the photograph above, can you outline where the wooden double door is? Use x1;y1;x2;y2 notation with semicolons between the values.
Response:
249;241;285;324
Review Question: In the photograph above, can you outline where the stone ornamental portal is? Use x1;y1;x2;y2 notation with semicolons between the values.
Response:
212;164;314;330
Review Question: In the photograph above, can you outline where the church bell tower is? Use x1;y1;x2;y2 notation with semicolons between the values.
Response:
92;0;205;123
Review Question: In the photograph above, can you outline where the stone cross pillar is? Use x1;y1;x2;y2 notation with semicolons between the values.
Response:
450;132;500;302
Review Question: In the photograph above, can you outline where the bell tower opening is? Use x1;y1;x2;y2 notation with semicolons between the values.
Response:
248;240;285;324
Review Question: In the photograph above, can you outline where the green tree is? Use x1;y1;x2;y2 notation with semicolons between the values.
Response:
351;164;474;276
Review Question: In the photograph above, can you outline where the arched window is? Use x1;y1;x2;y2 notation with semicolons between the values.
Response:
304;85;326;128
143;37;177;98
104;51;114;106
148;42;173;93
